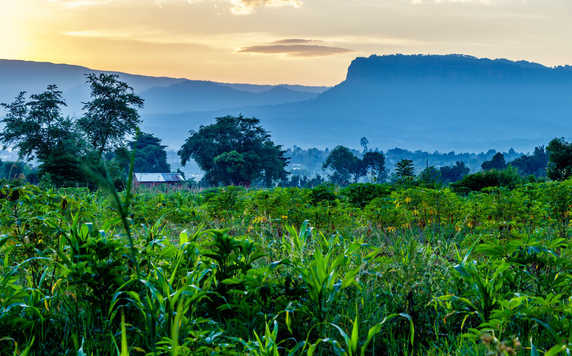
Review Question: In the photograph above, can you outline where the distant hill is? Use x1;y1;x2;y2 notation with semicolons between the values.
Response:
1;55;571;153
141;82;318;114
145;54;572;152
0;59;326;116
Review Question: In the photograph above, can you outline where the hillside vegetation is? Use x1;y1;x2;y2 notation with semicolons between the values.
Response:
0;179;570;355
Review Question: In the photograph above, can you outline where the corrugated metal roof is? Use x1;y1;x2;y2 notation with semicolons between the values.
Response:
134;173;184;183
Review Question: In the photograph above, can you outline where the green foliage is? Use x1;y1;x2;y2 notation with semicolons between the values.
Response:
482;152;507;171
394;159;415;181
0;86;84;186
0;160;37;182
323;147;386;185
452;167;523;193
0;165;570;355
418;166;442;188
178;115;288;187
323;146;362;185
78;73;144;155
440;161;470;184
116;131;170;173
342;183;391;208
361;151;387;182
546;137;572;181
509;146;548;178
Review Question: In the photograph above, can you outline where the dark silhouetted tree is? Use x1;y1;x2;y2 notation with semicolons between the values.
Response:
78;73;144;155
546;137;572;181
323;146;361;185
509;146;548;177
360;137;369;153
362;151;387;182
440;161;470;183
116;131;170;173
178;115;287;186
418;166;441;187
481;152;506;171
452;167;522;193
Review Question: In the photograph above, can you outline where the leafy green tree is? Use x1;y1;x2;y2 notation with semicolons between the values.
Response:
481;152;506;171
116;131;170;173
362;151;387;182
440;161;470;184
509;146;548;177
39;147;86;187
395;159;415;180
323;146;362;185
178;115;288;186
212;150;250;186
0;86;84;186
418;166;441;187
546;137;572;181
78;73;144;155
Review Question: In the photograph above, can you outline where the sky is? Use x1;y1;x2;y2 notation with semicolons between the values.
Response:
1;0;572;85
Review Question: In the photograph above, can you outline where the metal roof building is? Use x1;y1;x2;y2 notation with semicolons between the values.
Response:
133;173;185;188
134;173;184;183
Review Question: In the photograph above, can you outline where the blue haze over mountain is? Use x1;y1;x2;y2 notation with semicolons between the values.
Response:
1;55;571;153
0;59;325;117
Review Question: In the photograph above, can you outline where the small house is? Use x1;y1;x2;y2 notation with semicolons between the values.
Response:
133;173;185;189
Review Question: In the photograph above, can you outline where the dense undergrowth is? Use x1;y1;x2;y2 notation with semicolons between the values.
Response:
0;180;570;355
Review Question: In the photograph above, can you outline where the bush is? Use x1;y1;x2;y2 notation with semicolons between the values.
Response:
452;167;522;193
341;183;391;208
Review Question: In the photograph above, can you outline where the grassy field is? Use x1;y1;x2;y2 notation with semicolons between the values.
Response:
0;180;570;355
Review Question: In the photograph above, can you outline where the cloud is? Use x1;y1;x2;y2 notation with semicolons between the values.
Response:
240;39;352;57
48;0;112;7
50;0;302;14
411;0;493;4
272;38;321;44
229;0;302;14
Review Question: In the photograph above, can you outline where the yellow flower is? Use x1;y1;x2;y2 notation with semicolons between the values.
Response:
404;197;412;204
253;216;267;224
281;215;288;220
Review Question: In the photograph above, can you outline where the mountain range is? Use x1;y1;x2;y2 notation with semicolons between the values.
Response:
1;54;571;152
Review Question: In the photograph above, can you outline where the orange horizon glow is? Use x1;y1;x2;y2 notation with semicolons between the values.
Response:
2;0;572;86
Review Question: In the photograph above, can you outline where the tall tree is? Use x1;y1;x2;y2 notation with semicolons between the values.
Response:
546;137;572;181
178;115;287;186
395;159;415;180
418;166;442;187
360;137;369;153
323;146;361;185
78;73;144;155
362;151;387;182
0;86;83;186
481;152;507;171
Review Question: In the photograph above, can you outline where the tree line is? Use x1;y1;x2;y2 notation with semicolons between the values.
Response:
1;75;571;188
0;75;172;187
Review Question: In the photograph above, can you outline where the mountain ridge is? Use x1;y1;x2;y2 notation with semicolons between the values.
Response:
139;54;572;152
1;55;571;153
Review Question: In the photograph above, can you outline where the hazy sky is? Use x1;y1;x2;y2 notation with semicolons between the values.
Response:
2;0;572;85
